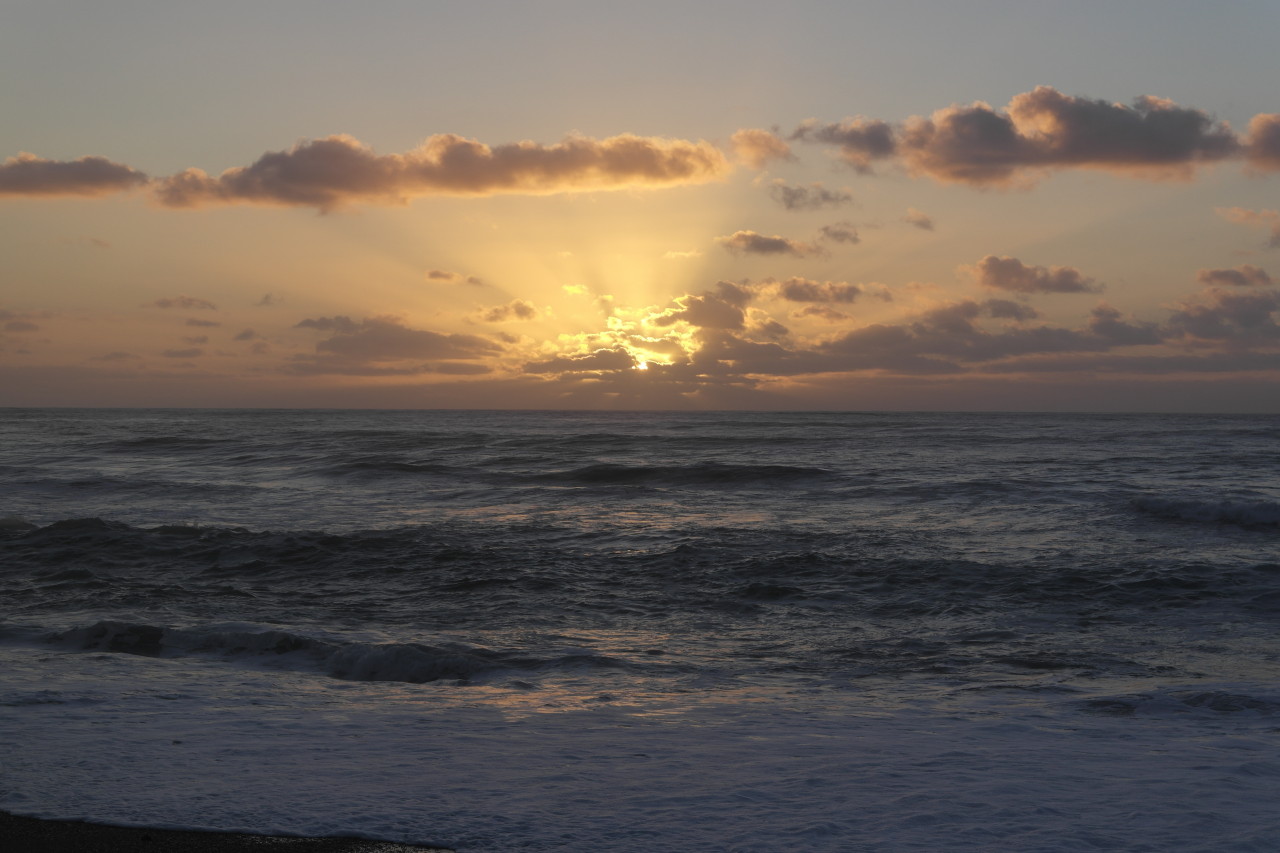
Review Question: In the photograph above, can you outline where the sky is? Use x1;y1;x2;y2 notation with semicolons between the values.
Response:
3;0;1280;411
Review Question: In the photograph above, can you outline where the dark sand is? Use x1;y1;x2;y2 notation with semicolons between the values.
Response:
0;811;453;852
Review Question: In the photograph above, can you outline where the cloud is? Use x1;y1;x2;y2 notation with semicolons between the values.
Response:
295;315;361;333
233;329;259;341
794;305;851;323
524;347;637;374
1244;113;1280;171
0;152;149;198
1215;206;1280;248
185;318;221;328
477;299;538;322
798;87;1243;186
984;299;1039;321
427;269;485;286
970;255;1100;294
768;180;853;211
1196;265;1273;288
306;316;501;361
817;299;1158;371
155;295;217;310
162;348;204;358
772;277;863;303
717;230;817;256
731;129;793;169
903;208;934;230
91;351;138;362
285;315;502;377
662;249;702;260
155;133;730;210
4;320;40;332
256;293;277;306
1166;287;1280;343
649;281;751;330
182;335;208;345
818;221;859;245
792;117;897;172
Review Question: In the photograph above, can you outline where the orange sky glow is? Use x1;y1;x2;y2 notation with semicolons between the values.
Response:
3;2;1279;411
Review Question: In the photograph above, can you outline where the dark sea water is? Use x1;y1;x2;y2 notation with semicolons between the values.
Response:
2;409;1278;851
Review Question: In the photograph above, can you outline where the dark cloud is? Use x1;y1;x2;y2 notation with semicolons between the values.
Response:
185;318;221;328
1086;304;1162;346
427;269;485;286
477;300;538;322
0;152;148;198
182;335;209;345
818;221;859;245
903;208;934;230
971;255;1100;294
984;299;1039;321
313;317;501;361
91;351;138;362
155;295;217;310
295;315;361;334
1166;287;1280;343
768;180;852;211
792;117;897;172
523;347;636;374
774;277;863;303
1244;114;1280;171
286;315;502;376
798;87;1243;186
256;293;277;306
812;299;1163;374
233;329;259;341
717;230;816;256
1196;265;1273;288
162;348;204;358
154;133;730;210
731;129;793;169
906;88;1238;185
4;320;39;332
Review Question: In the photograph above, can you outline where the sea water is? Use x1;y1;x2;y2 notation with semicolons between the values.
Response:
1;409;1278;851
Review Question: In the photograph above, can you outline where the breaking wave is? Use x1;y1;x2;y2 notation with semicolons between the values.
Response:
48;620;634;685
1132;496;1280;527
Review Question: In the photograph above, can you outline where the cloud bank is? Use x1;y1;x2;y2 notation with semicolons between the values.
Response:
155;133;730;210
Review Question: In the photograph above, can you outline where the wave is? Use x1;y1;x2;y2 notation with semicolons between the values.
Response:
537;462;834;488
47;620;632;685
1080;688;1280;717
1131;496;1280;527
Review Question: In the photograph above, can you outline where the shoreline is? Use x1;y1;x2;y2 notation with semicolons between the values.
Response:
0;810;453;852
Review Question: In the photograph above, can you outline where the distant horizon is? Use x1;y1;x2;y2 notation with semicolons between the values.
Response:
4;404;1276;417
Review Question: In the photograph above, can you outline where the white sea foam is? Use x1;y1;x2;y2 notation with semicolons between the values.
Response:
3;645;1279;852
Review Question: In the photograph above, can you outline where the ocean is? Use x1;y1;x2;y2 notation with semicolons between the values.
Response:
1;408;1278;851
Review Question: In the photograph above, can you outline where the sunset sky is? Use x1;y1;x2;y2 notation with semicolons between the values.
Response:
4;0;1280;411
